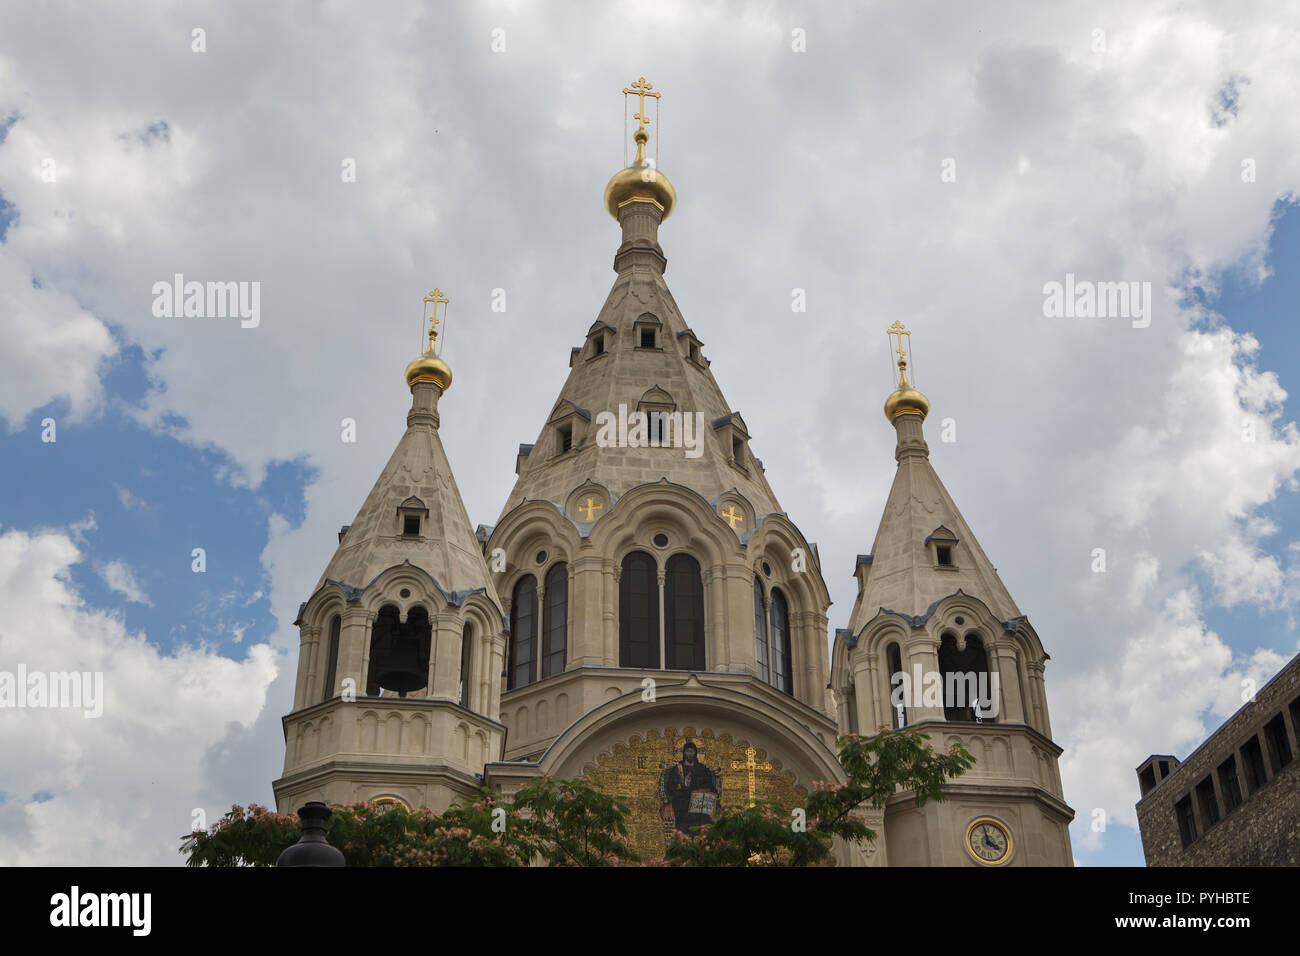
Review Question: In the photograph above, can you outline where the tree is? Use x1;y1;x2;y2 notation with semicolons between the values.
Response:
180;776;637;867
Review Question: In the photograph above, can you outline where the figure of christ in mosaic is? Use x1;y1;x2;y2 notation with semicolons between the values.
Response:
657;739;719;839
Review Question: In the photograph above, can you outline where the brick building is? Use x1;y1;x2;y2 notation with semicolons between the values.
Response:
1135;652;1300;865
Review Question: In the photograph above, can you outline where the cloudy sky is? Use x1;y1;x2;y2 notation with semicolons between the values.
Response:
1;1;1298;866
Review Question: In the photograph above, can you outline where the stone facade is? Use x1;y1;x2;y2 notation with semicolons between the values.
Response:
273;122;1075;866
1135;652;1300;866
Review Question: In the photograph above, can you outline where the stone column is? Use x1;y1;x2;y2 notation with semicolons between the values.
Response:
724;563;753;675
906;635;944;722
861;651;881;732
605;562;619;665
431;613;462;700
991;642;1025;724
1026;661;1051;736
655;568;667;668
535;582;546;683
293;624;318;710
708;564;729;671
487;633;506;723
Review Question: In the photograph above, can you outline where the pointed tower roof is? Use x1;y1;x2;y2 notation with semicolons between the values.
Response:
314;292;501;611
498;78;782;521
846;324;1020;634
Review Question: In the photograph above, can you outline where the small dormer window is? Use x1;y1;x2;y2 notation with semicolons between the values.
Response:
397;496;428;539
593;336;605;356
732;434;745;465
558;422;573;452
689;342;701;363
926;526;959;569
937;545;953;567
640;328;656;349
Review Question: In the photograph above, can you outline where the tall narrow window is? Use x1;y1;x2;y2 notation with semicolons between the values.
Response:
664;554;705;670
753;578;769;683
1263;713;1293;771
887;642;906;729
542;563;568;678
1195;776;1220;828
509;575;537;690
1241;735;1268;791
619;551;659;668
321;614;341;702
459;622;473;708
769;588;792;695
1217;756;1243;811
1175;794;1198;847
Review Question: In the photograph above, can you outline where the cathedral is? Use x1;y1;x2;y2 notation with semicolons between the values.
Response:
273;79;1075;866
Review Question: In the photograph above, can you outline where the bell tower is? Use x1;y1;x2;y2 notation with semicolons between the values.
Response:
830;324;1074;866
274;291;508;814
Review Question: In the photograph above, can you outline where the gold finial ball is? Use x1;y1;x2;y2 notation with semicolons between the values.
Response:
604;161;676;221
884;384;929;422
405;353;452;391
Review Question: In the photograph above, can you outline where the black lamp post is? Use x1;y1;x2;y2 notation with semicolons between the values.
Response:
276;801;346;867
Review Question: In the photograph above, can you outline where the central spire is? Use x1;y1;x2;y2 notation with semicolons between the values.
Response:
604;76;677;276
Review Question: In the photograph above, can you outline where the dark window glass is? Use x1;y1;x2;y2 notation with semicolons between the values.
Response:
459;623;473;708
322;614;341;702
769;588;792;695
888;642;906;728
1138;764;1156;797
1175;794;1198;847
1195;776;1220;828
593;336;605;355
665;554;705;671
753;579;769;683
509;576;537;690
1217;756;1242;811
403;515;420;536
559;425;572;452
640;328;655;348
936;544;953;566
1263;713;1293;771
1241;735;1267;791
619;552;659;668
542;563;568;678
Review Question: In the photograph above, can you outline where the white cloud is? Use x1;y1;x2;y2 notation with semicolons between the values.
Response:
95;558;152;606
113;484;148;511
0;528;278;865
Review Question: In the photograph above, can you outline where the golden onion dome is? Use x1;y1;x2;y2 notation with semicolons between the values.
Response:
604;128;676;220
404;351;452;391
884;370;929;422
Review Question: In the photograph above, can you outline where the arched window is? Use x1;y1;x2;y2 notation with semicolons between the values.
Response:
665;554;705;670
459;622;473;707
542;562;568;678
321;614;341;702
509;576;537;690
938;632;993;722
887;642;906;728
367;604;430;698
769;588;792;695
619;551;659;668
753;579;769;683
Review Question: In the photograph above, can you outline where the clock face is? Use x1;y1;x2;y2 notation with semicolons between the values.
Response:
965;817;1012;865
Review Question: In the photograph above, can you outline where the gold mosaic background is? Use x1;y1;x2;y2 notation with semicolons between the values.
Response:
582;726;807;861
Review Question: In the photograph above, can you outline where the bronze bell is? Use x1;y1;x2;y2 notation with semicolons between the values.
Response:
373;633;426;696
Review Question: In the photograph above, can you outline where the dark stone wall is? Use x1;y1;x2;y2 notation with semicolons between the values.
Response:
1136;656;1300;866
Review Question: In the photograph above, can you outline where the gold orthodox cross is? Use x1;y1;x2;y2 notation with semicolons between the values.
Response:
578;496;603;521
886;320;911;385
719;504;744;529
422;288;448;354
622;76;661;133
730;746;773;807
